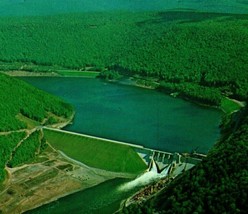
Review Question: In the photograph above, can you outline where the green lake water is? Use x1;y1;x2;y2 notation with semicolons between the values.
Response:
21;77;222;213
21;77;221;154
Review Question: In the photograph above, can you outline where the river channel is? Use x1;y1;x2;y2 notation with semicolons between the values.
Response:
21;77;221;213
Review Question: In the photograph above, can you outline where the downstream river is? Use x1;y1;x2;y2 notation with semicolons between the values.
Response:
21;77;221;213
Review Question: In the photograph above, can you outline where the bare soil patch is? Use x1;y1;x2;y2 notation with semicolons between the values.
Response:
0;146;130;214
1;70;59;77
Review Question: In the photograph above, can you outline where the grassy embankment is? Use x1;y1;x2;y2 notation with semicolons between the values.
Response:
44;129;147;174
220;97;244;114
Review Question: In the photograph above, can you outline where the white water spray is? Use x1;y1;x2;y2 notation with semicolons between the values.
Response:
119;160;170;191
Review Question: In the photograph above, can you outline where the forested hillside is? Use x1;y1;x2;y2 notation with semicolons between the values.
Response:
120;106;248;214
0;73;73;182
0;73;73;131
0;11;248;102
0;132;26;182
1;0;248;16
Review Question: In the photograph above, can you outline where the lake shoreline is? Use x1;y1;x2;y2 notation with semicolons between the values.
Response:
110;76;223;112
0;70;59;77
114;76;245;114
1;70;100;78
7;70;244;114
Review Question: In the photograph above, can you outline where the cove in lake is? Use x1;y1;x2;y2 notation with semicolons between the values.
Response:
21;77;221;153
21;77;221;214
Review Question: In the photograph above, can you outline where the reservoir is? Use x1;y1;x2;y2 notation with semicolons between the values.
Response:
21;77;221;213
21;77;221;153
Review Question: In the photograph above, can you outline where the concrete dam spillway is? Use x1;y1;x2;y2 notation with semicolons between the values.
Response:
42;126;203;206
43;126;203;176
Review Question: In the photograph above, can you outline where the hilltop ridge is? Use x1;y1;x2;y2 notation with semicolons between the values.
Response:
0;0;248;16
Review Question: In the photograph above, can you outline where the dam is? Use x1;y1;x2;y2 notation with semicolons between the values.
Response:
43;127;204;176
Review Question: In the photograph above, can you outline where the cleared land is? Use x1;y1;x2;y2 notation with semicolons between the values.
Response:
221;97;244;114
0;147;131;214
0;70;59;77
56;70;100;78
44;129;147;174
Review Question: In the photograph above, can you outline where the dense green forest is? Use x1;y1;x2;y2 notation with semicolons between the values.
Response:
0;11;248;104
0;132;26;181
120;106;248;214
8;130;46;168
0;73;73;131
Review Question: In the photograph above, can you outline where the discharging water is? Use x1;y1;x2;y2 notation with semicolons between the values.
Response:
119;161;170;192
